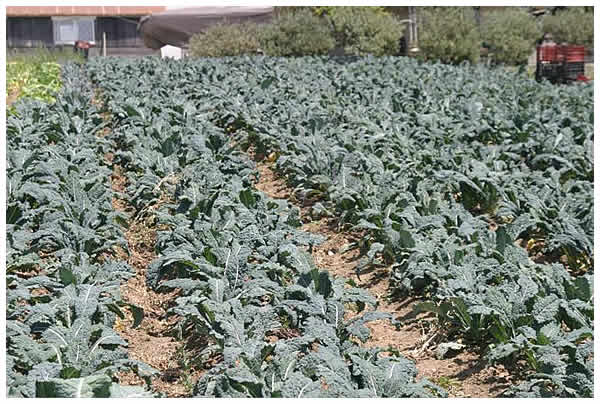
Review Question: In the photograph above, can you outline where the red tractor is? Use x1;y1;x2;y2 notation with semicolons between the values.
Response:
535;33;588;84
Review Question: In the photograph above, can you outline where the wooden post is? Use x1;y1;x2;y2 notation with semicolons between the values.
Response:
102;32;107;56
413;8;418;47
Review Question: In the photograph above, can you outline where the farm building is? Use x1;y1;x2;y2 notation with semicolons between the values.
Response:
6;6;166;55
6;5;276;56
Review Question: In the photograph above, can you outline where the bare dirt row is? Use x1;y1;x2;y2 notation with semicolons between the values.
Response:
253;159;515;398
109;163;192;397
96;102;200;397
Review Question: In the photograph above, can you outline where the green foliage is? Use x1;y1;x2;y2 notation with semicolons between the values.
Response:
435;376;460;391
481;8;542;65
189;7;405;57
6;63;154;398
81;56;456;397
188;23;261;57
36;374;154;397
325;7;405;56
86;55;591;397
313;6;389;17
6;48;83;105
418;7;481;64
7;61;61;103
272;6;309;16
542;7;594;49
9;44;594;398
258;9;335;56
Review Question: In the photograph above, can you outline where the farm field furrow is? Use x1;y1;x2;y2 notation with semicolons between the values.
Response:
100;102;189;396
254;159;515;397
6;55;593;398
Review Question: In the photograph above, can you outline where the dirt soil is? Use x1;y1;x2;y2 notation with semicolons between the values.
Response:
6;90;20;107
96;102;197;397
253;160;514;398
110;163;201;397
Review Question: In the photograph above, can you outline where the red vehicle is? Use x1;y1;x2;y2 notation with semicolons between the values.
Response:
535;34;588;84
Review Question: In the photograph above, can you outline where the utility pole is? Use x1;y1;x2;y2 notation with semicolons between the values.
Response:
408;6;419;55
400;7;420;56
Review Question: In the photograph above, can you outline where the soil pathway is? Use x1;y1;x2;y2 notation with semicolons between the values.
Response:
109;163;191;397
254;160;514;398
95;96;197;397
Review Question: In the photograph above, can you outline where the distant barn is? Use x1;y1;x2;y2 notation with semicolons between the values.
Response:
6;6;166;56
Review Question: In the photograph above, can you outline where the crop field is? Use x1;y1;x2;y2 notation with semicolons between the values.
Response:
6;49;83;106
6;56;593;398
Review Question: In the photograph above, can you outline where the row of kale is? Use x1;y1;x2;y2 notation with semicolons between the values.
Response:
6;63;154;397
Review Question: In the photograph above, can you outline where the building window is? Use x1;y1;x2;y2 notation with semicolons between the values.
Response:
52;17;95;45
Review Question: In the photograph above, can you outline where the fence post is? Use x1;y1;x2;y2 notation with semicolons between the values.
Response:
103;32;107;56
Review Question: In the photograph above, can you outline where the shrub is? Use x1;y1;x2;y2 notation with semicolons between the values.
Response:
188;23;261;57
418;7;481;64
480;8;542;65
325;7;405;56
542;7;594;49
313;5;388;17
258;9;335;56
272;6;310;16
